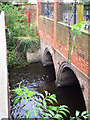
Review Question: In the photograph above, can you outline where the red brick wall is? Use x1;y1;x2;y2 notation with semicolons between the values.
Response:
71;31;89;77
56;22;69;59
24;4;37;24
38;15;90;77
56;22;89;77
38;16;54;46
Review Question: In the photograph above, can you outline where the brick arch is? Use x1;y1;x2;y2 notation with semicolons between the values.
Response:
56;61;80;87
40;39;89;112
43;47;54;66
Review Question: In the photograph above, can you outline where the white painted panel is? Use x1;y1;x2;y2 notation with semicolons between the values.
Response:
0;11;8;119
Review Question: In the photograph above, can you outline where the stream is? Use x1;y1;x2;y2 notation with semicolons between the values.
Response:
9;62;86;119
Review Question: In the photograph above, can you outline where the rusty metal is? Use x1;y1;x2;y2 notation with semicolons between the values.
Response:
5;12;30;31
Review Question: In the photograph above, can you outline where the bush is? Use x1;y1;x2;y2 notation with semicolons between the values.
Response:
7;37;40;67
0;2;40;67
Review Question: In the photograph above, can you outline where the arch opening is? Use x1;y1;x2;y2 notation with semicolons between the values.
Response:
60;67;79;87
57;66;86;114
43;48;56;81
43;48;53;66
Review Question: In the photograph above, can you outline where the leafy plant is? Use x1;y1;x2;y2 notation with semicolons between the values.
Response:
7;38;40;67
71;21;90;41
0;2;39;67
70;110;90;120
12;82;70;119
12;82;90;119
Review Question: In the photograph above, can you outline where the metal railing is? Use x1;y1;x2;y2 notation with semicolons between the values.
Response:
57;3;74;25
41;2;90;29
6;12;30;31
83;4;90;22
83;4;90;30
41;3;54;19
57;3;90;30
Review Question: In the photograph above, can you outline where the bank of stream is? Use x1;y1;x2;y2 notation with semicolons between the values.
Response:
9;62;86;119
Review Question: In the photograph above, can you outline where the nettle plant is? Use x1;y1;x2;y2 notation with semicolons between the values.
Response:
12;82;90;119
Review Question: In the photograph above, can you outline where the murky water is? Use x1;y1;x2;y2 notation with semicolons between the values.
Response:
9;62;86;119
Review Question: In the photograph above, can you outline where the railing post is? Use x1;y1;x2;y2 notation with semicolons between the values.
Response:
54;0;59;48
28;12;30;27
77;4;84;23
74;0;77;24
37;0;41;27
6;17;8;32
47;0;49;17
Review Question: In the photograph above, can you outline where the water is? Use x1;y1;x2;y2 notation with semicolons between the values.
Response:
9;62;86;119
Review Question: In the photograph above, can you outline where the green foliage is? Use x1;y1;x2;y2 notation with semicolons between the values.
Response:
7;37;40;67
70;110;90;120
0;2;38;41
71;21;90;41
12;82;90;119
79;0;90;4
0;2;24;45
0;2;39;67
12;82;70;119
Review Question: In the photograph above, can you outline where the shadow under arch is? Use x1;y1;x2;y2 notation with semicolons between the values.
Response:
43;47;56;81
56;61;86;112
43;48;53;66
60;67;80;87
57;61;80;86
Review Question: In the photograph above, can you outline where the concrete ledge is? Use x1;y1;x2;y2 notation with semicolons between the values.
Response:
57;21;90;35
27;49;41;63
39;15;54;22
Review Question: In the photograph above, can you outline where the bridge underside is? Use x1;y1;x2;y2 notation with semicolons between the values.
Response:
40;38;90;113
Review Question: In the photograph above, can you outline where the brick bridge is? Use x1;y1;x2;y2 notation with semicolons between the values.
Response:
36;1;90;113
